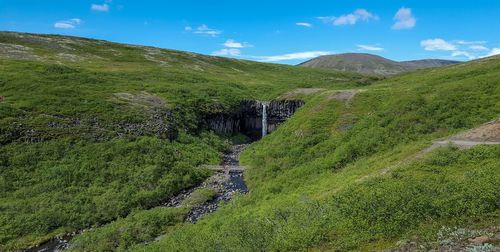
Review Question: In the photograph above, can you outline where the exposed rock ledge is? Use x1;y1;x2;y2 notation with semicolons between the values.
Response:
205;100;304;140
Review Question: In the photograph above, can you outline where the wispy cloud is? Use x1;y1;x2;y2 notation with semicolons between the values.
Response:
91;3;110;12
212;39;251;57
223;39;251;48
318;9;378;26
469;45;489;51
392;7;416;30
485;48;500;58
252;51;332;62
212;48;241;56
186;24;222;37
54;18;82;29
451;51;475;60
455;40;486;45
420;38;499;60
357;44;384;51
421;39;457;51
296;22;312;28
454;40;489;51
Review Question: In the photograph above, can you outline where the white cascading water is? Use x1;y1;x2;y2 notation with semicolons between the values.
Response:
262;102;268;137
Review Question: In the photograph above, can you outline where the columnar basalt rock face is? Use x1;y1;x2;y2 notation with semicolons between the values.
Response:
267;100;304;133
206;100;304;140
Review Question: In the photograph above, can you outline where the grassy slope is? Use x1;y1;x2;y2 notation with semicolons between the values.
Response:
0;32;370;143
1;32;499;251
0;32;366;249
137;56;500;251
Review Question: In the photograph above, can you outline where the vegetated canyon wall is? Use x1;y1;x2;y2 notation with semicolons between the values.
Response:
206;100;304;141
1;99;303;145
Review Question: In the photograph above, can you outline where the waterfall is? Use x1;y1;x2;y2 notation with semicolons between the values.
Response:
262;102;268;137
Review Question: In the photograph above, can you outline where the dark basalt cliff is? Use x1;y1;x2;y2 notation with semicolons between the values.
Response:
206;100;304;140
1;100;303;144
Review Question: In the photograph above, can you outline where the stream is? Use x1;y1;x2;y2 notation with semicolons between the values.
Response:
26;236;71;252
27;144;249;252
24;100;300;251
164;144;249;223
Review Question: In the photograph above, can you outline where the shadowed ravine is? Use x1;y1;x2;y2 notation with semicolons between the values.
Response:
27;101;299;251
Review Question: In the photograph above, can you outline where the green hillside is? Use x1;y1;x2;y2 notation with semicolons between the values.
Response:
0;32;368;250
0;32;371;143
1;32;499;251
133;54;500;251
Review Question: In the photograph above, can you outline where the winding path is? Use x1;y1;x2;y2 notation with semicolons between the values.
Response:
361;118;500;180
424;119;500;152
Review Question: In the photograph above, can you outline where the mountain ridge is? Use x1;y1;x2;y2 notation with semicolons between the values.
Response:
299;53;461;75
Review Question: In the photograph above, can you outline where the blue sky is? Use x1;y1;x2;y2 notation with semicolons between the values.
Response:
1;0;500;64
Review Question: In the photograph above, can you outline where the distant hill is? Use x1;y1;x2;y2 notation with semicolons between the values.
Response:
299;53;461;75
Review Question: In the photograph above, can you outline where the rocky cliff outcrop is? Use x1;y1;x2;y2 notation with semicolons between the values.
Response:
206;100;304;140
266;100;304;133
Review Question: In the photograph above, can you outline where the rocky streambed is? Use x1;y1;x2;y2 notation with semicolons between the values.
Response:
28;145;249;252
185;170;247;223
163;144;249;223
27;236;71;252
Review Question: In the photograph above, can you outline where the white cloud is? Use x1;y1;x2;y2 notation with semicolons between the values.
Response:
91;3;109;12
188;24;222;37
357;44;384;51
252;51;332;62
318;9;378;26
354;9;377;21
451;51;475;60
469;45;489;51
484;47;500;57
392;7;416;30
213;39;251;57
332;14;358;25
212;48;241;56
455;40;486;45
420;38;500;60
54;18;82;29
421;39;457;51
223;39;251;48
296;22;312;28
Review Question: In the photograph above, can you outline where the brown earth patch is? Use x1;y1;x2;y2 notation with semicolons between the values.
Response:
112;92;167;109
327;89;365;103
280;88;325;99
450;119;500;142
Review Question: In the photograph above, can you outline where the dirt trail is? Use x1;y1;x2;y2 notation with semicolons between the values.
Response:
450;119;500;142
423;119;500;153
360;118;500;180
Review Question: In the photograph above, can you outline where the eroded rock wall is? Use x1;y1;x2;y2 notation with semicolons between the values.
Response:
206;100;304;140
